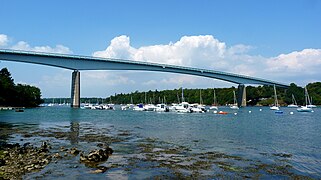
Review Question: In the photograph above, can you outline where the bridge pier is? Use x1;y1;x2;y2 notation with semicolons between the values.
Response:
71;70;80;108
237;84;246;107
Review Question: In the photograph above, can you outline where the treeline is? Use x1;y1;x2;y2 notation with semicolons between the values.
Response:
106;82;321;106
0;68;43;107
42;82;321;106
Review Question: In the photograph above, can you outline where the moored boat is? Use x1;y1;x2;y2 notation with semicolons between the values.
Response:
287;94;299;108
270;85;281;111
133;104;144;111
297;87;314;112
155;103;169;112
210;88;218;110
230;91;239;110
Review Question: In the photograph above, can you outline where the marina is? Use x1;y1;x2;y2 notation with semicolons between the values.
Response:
1;1;320;178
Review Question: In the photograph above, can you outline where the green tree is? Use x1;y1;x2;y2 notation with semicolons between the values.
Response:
0;68;16;106
0;68;43;107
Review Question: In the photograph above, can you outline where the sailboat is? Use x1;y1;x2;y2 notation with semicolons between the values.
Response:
287;94;299;108
191;89;207;113
173;87;191;113
270;85;281;112
307;96;317;108
297;87;314;112
230;91;239;109
210;88;218;110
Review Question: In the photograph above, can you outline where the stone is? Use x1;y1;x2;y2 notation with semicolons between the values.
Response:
79;146;113;163
89;166;108;174
52;153;61;159
70;148;80;155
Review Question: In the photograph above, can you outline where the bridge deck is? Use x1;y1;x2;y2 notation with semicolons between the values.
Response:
0;49;289;87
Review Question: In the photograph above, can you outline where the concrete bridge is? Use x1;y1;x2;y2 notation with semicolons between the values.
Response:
0;49;289;107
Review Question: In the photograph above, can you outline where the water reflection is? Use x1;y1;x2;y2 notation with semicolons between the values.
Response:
69;108;81;144
69;120;79;144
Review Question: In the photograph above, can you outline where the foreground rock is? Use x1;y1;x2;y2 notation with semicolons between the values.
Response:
80;146;113;164
0;142;51;179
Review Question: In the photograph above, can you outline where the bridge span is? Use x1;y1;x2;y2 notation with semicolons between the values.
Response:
0;49;289;107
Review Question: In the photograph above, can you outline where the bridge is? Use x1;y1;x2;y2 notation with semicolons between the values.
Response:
0;49;289;108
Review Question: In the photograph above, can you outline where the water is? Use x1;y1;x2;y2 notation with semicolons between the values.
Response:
1;106;321;179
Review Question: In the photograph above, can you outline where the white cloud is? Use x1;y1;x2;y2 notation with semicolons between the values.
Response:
92;35;321;89
266;49;321;74
0;34;8;46
93;35;229;69
93;35;135;59
0;33;72;54
11;41;72;54
263;48;321;85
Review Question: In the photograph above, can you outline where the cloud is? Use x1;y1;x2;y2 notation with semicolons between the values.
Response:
0;33;72;54
0;34;8;46
11;41;72;54
94;35;229;70
92;35;321;89
266;49;321;74
93;35;135;59
92;35;266;87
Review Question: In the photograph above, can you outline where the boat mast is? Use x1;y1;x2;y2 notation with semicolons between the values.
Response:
199;89;202;104
177;92;180;103
213;88;217;105
305;87;312;106
274;85;279;107
181;87;185;102
233;91;237;105
292;94;297;105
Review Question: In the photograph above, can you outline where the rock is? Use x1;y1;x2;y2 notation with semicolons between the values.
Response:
70;147;80;155
52;153;61;159
89;166;108;174
39;142;49;153
88;152;101;162
80;146;113;163
60;146;68;152
23;142;31;147
97;143;104;148
79;153;88;161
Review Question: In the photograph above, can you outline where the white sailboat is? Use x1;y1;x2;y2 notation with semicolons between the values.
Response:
270;85;280;110
190;89;207;113
287;94;299;108
230;91;239;109
307;96;317;108
297;87;314;112
210;88;218;110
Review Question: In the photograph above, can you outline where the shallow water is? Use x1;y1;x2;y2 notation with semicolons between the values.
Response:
0;106;320;179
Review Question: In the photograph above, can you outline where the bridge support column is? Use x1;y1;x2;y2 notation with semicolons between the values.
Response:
71;70;80;108
237;84;246;107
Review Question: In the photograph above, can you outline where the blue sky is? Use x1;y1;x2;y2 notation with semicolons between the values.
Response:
1;0;321;97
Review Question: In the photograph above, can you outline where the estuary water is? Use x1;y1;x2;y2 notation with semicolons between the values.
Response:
0;106;320;179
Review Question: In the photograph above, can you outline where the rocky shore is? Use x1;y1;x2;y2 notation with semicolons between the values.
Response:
0;121;313;179
0;141;113;179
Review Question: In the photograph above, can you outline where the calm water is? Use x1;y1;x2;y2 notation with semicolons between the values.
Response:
1;106;321;179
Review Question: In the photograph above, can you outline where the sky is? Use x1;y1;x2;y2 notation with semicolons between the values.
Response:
0;0;321;98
